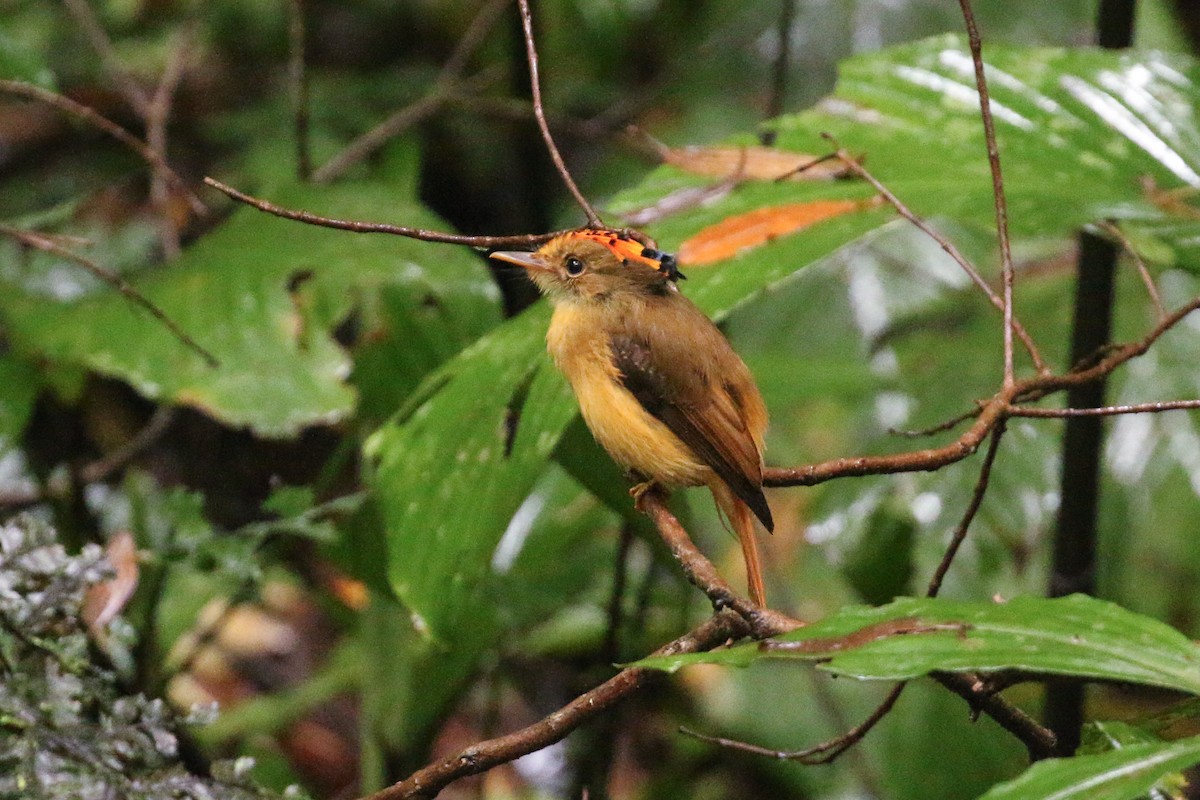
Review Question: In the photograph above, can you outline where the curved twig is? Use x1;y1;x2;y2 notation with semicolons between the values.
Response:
515;0;602;226
0;80;206;217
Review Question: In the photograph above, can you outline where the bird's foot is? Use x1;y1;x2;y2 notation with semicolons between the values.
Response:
629;480;659;512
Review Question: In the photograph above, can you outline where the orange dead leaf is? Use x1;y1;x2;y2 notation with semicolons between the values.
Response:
1141;175;1200;220
679;196;883;266
83;530;139;634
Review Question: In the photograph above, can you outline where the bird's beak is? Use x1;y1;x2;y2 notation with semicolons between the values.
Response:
489;250;550;272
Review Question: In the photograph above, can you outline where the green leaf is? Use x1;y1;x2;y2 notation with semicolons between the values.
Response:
365;306;578;641
977;734;1200;800
0;180;501;436
633;595;1200;696
367;37;1200;644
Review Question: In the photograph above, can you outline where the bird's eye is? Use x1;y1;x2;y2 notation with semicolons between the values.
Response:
565;256;585;276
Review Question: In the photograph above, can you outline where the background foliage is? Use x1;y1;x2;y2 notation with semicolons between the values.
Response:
3;1;1200;799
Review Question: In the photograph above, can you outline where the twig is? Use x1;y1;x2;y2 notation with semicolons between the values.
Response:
78;406;177;484
684;682;907;764
203;177;567;247
442;0;511;80
145;24;195;258
365;610;755;800
312;69;500;185
515;0;602;226
935;672;1058;758
925;424;1005;598
61;0;149;114
1009;400;1200;417
956;0;1017;388
761;0;796;145
765;296;1200;488
0;80;206;216
0;224;219;367
287;0;311;181
889;407;981;438
1100;220;1165;319
824;139;1046;374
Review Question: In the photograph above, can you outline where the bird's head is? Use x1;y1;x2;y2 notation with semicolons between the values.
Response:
490;229;684;303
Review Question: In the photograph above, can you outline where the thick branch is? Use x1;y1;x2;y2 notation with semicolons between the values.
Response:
365;610;754;800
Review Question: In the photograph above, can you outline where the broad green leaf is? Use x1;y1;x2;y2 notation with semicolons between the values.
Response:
365;307;576;640
977;734;1200;800
369;38;1200;642
633;595;1200;696
0;180;501;436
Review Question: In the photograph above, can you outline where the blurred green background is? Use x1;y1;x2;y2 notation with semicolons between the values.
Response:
4;1;1200;798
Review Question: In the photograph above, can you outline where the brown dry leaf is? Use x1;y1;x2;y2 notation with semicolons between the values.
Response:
83;530;139;633
1141;175;1200;220
661;144;848;182
679;196;884;266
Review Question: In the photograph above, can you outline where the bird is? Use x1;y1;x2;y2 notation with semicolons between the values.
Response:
490;228;773;607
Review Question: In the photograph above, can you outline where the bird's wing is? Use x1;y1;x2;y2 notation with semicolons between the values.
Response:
609;326;773;531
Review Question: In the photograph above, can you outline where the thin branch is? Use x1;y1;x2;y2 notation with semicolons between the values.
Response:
934;672;1058;758
442;0;511;80
925;423;1005;598
312;69;500;185
0;80;206;217
78;406;177;484
364;610;755;800
683;682;907;764
824;139;1046;374
0;224;219;367
889;407;981;439
61;0;149;114
145;24;195;258
761;0;796;145
1009;400;1200;417
765;296;1200;488
1100;220;1166;319
515;0;602;226
287;0;311;181
956;0;1017;387
203;176;567;247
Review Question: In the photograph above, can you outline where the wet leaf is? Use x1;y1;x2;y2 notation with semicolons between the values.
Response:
633;595;1200;696
977;734;1200;800
0;180;501;436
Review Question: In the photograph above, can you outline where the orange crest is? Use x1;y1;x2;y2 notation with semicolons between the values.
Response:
568;229;685;282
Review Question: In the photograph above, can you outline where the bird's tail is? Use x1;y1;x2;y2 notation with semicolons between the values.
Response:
711;482;767;607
